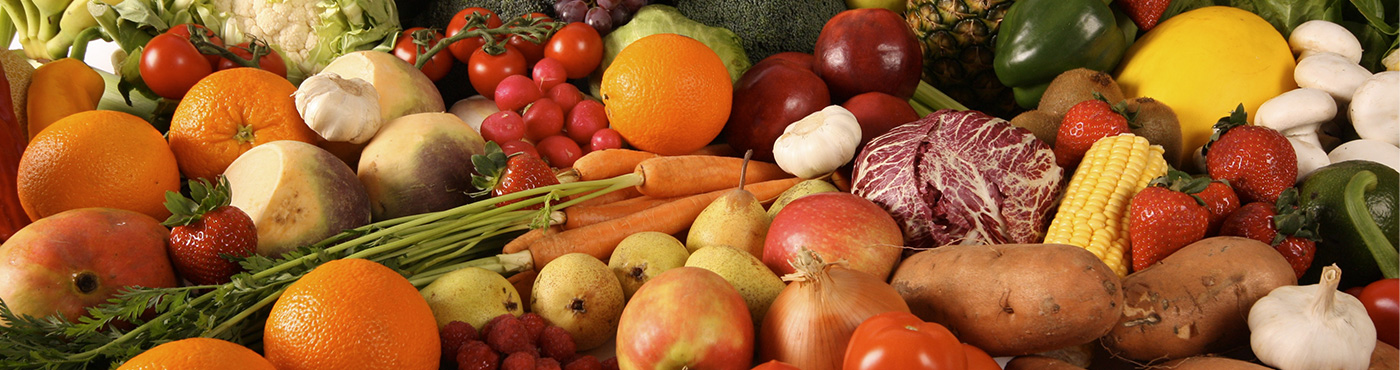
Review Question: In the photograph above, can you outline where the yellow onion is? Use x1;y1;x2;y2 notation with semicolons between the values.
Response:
759;248;910;370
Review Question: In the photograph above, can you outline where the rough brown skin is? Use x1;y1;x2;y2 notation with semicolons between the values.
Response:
1155;356;1272;369
889;244;1123;356
1004;355;1086;370
1038;68;1125;118
1372;340;1399;370
1010;109;1061;147
1127;97;1183;169
1101;236;1296;362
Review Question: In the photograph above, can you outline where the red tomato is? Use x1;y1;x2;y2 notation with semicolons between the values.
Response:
165;23;222;68
446;7;502;62
217;42;288;78
393;27;455;81
508;12;554;66
543;22;603;79
751;360;800;370
140;33;213;100
1360;278;1399;348
468;45;527;99
844;311;967;370
962;343;1001;370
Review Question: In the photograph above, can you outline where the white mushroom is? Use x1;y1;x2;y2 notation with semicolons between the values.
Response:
1289;20;1364;63
1329;139;1400;172
1348;71;1399;147
1291;139;1332;183
1255;88;1338;182
1295;52;1374;103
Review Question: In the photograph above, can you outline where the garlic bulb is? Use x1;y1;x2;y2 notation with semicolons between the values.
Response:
294;72;383;144
772;105;862;179
1248;265;1376;370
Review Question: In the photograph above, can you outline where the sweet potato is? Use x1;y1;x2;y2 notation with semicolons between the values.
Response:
1372;340;1399;370
890;243;1123;356
1004;356;1085;370
1101;236;1296;362
1156;356;1272;369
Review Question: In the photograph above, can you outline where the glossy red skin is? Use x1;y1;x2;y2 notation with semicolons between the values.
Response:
544;23;603;79
0;61;27;242
1205;125;1296;204
617;267;753;370
764;52;816;72
1360;278;1399;347
509;13;555;65
447;8;503;62
140;33;213;100
841;91;920;148
843;311;966;370
393;27;454;81
168;206;258;285
468;45;528;99
165;23;223;68
1198;180;1240;236
764;192;904;280
724;57;830;162
0;208;177;323
217;42;288;78
752;360;800;370
813;8;923;102
962;343;1001;370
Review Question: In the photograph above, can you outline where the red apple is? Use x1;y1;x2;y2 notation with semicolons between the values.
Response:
841;91;921;149
724;55;831;162
616;267;753;370
814;8;923;102
764;52;817;72
0;208;177;323
763;192;903;279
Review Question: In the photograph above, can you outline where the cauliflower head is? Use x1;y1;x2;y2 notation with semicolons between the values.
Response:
210;0;400;81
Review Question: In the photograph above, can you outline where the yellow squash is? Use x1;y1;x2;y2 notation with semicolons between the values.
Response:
1114;6;1296;170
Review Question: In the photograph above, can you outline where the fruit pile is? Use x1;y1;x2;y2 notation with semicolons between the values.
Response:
441;314;615;370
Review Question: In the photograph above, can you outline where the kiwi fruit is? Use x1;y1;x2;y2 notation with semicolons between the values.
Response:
1039;68;1125;117
1010;110;1062;147
1127;97;1184;168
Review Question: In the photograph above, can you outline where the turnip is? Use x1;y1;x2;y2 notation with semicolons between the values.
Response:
449;95;497;133
319;51;444;125
225;140;372;257
358;113;487;221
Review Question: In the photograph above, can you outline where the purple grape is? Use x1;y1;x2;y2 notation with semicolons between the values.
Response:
596;0;618;11
584;7;613;34
609;6;632;26
556;0;588;23
621;0;647;13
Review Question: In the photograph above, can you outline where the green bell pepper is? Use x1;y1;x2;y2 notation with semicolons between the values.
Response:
993;0;1129;109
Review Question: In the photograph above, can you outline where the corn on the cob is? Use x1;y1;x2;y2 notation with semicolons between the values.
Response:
1044;134;1168;276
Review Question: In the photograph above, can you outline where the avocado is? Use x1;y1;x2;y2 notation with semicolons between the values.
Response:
1299;160;1399;288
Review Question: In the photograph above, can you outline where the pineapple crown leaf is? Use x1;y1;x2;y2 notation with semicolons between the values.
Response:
1201;104;1249;157
470;141;510;198
1269;188;1321;244
162;176;233;227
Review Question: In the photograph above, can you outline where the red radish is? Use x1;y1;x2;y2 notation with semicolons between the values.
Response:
523;98;565;141
568;100;609;145
481;111;527;143
495;74;542;112
547;83;584;115
500;139;541;158
537;135;584;168
532;57;568;92
841;91;920;148
590;128;623;152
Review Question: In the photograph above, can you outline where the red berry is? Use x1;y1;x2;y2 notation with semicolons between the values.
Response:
536;357;562;370
1054;99;1131;169
456;340;501;370
519;313;548;345
487;314;537;355
601;357;619;370
502;351;539;370
564;355;602;370
440;321;480;360
538;325;576;362
481;314;515;340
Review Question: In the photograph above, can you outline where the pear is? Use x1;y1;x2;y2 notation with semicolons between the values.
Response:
420;267;524;329
608;231;690;300
687;154;772;257
766;178;839;219
532;253;625;351
685;245;786;327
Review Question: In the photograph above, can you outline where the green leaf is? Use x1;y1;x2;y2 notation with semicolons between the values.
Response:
1349;0;1398;34
1235;0;1343;37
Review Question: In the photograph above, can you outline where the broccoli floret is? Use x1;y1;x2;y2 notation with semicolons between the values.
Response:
676;0;845;64
411;0;555;30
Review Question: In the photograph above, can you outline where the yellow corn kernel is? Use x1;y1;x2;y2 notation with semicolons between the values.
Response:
1044;134;1168;276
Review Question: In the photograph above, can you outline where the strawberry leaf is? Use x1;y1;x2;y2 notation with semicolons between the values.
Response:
1201;104;1249;157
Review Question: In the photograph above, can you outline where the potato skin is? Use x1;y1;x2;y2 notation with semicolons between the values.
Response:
1158;356;1272;370
1371;340;1398;370
1004;356;1086;370
890;244;1123;356
1101;236;1296;361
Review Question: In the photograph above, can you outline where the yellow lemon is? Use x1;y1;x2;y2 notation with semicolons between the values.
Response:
1115;6;1296;170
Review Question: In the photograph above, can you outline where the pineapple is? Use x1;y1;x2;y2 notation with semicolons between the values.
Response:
905;0;1018;117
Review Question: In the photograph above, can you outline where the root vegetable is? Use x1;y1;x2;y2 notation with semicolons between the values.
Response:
225;140;372;257
448;95;497;133
1249;265;1376;370
295;73;382;144
357;113;487;220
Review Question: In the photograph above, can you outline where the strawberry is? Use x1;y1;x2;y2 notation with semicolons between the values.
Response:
1203;106;1296;204
473;141;561;209
1197;179;1240;236
1054;94;1133;169
1115;0;1171;31
162;176;258;285
1220;188;1319;278
1127;170;1211;272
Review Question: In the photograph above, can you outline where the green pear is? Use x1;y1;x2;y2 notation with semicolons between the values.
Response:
766;179;839;219
685;245;786;327
420;266;524;329
687;183;770;257
532;253;625;351
608;231;690;300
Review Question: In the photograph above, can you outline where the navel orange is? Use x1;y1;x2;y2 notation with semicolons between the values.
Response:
167;67;319;180
600;33;732;156
116;337;276;370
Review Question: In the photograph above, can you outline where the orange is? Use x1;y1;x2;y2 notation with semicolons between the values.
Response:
116;337;276;370
17;110;180;221
167;67;319;180
263;258;440;370
600;33;732;156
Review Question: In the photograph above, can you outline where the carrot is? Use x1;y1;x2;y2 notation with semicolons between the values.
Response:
563;195;679;230
522;177;803;268
571;149;659;181
635;155;794;198
507;270;538;309
502;225;559;254
570;186;643;208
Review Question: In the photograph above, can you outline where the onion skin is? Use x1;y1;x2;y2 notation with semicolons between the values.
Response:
758;250;910;370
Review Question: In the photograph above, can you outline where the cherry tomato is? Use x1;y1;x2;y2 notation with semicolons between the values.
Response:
393;27;455;81
1360;278;1399;348
217;42;288;78
508;12;554;66
544;22;603;79
468;45;528;99
446;8;502;62
844;311;967;370
165;23;223;68
140;33;213;100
